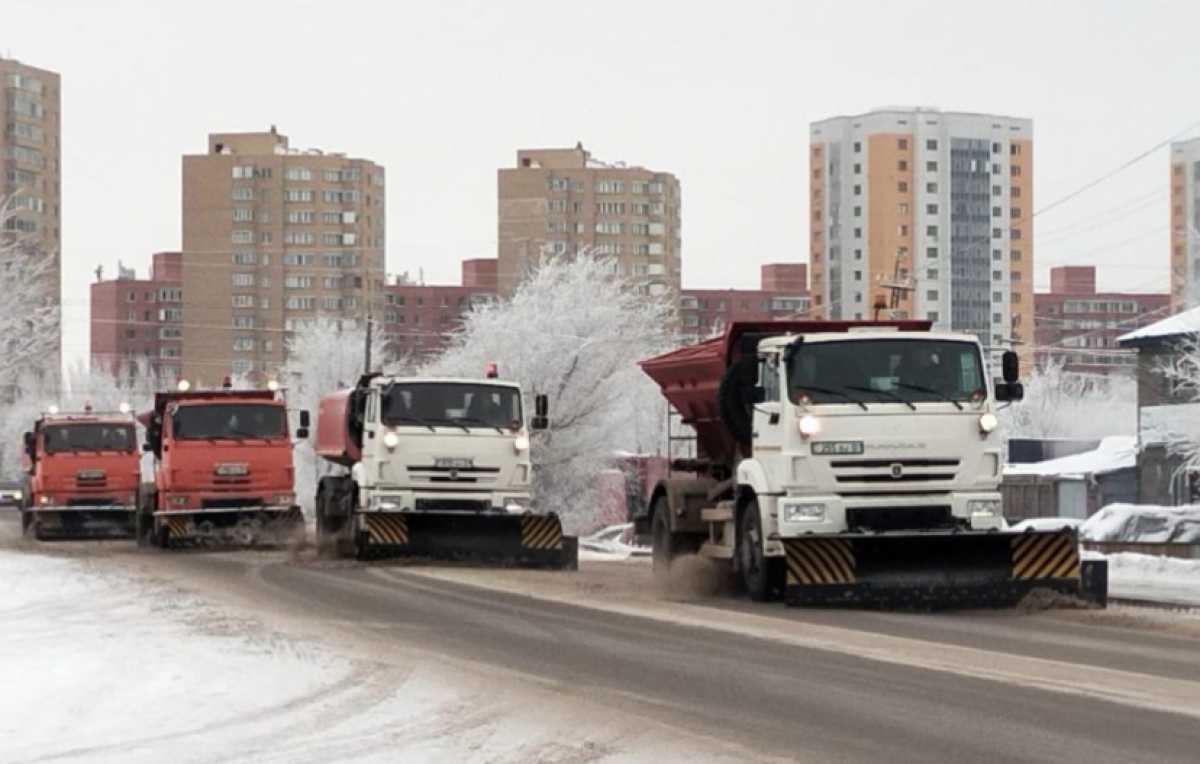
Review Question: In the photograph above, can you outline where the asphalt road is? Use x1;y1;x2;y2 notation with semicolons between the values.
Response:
139;549;1200;763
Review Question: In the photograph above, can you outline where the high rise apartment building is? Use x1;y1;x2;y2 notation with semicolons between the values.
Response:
1;56;61;366
181;128;385;382
383;258;499;359
809;108;1034;356
497;144;681;297
1169;137;1200;312
90;253;183;380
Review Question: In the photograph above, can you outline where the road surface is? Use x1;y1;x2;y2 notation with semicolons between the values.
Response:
5;515;1200;762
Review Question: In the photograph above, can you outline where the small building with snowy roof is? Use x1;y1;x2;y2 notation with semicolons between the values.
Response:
1117;306;1200;505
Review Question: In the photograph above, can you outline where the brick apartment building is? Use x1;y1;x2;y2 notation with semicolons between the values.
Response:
680;263;810;341
90;252;183;380
383;258;498;359
1;56;62;367
497;144;681;297
1034;265;1169;375
181;127;385;383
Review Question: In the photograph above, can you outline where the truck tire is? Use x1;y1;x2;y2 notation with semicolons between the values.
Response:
738;498;782;602
718;358;756;447
20;510;32;537
651;494;701;579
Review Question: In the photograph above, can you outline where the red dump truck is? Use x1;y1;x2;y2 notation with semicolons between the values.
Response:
638;320;1106;608
136;381;308;548
20;406;141;540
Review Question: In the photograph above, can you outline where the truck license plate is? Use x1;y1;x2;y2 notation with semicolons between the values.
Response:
215;462;249;476
434;457;474;469
811;441;864;456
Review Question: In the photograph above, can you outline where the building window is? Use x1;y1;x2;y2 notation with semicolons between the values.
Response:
232;251;257;265
927;269;938;279
233;316;256;329
853;141;861;153
233;187;254;201
285;275;315;289
853;163;862;174
853;184;861;195
286;296;316;310
992;228;1003;239
926;225;938;237
926;139;938;151
232;230;253;243
285;231;315;245
898;181;908;192
926;204;938;214
288;210;315;224
898;160;908;171
595;221;624;234
595;180;625;194
232;295;255;308
284;189;314;202
853;206;862;217
232;273;255;287
854;227;862;239
926;290;939;301
233;208;253;221
926;182;938;193
927;311;939;321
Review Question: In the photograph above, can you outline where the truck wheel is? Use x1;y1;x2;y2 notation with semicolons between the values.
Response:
738;499;780;602
20;510;32;537
651;498;673;578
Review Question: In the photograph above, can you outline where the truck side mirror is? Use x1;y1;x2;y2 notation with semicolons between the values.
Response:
995;381;1024;403
299;410;311;428
1001;350;1019;384
296;427;309;439
532;394;549;430
142;442;153;453
23;431;34;453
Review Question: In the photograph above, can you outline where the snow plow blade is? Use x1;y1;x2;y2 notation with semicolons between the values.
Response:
358;512;578;569
783;529;1102;609
27;510;136;541
151;508;305;548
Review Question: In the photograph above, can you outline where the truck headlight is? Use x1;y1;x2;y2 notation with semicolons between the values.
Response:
39;495;51;505
170;496;188;507
370;495;405;511
383;431;400;449
967;499;1001;517
781;502;825;523
504;497;530;513
14;490;22;501
978;413;998;434
273;494;295;506
513;433;530;452
798;415;820;437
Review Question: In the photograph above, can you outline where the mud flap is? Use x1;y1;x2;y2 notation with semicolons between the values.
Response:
359;511;578;569
783;529;1087;609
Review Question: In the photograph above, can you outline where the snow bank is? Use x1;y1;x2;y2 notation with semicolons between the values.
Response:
1118;305;1200;343
1004;436;1136;478
1008;517;1085;532
579;522;650;561
1081;503;1200;543
1104;552;1200;607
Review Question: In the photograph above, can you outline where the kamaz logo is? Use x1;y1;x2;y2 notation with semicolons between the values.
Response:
890;463;904;479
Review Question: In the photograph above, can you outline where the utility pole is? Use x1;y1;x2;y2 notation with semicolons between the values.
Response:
364;313;373;374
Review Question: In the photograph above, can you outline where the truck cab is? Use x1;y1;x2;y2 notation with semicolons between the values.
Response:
21;407;141;540
314;370;575;567
138;382;306;547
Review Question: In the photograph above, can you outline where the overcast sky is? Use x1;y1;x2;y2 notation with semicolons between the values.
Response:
6;0;1199;370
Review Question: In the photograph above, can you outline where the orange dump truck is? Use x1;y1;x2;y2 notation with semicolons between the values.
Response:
21;407;141;540
136;382;308;548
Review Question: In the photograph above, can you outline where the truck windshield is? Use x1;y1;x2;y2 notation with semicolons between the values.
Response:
787;339;986;405
173;404;287;439
43;424;136;453
381;383;522;430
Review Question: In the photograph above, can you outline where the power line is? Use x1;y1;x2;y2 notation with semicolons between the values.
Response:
1034;119;1200;218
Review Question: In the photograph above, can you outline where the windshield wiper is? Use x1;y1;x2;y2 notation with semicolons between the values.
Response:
428;418;472;434
894;382;964;410
451;416;506;434
844;385;916;411
389;416;436;433
792;384;868;411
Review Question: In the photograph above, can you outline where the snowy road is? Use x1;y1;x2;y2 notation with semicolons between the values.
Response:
4;514;1200;763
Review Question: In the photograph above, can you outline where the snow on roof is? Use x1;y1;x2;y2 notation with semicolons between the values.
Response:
1004;435;1136;478
1118;305;1200;344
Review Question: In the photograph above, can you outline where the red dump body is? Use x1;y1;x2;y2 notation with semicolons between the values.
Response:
315;388;361;467
638;320;932;466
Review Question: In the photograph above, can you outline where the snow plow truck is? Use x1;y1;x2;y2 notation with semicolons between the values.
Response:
638;320;1108;608
313;368;577;568
136;379;307;548
20;405;141;540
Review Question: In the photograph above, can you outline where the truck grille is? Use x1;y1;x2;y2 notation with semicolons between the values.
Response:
67;497;117;507
407;465;500;485
846;506;956;532
831;458;959;485
202;498;264;510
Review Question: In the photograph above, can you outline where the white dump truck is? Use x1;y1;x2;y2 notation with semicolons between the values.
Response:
313;367;577;568
637;320;1107;607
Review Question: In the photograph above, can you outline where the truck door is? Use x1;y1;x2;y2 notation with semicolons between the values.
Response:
753;355;784;459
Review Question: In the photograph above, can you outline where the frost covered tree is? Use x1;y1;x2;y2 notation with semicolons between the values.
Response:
422;254;678;532
1157;327;1200;476
998;359;1137;440
0;195;60;401
280;317;407;514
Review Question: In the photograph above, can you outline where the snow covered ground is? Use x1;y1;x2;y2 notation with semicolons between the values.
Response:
0;543;706;763
1102;552;1200;607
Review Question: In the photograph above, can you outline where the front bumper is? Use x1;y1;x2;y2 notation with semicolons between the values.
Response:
361;489;533;513
31;504;137;514
28;506;137;539
775;491;1004;538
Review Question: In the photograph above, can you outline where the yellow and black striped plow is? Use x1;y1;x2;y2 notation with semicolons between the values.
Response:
165;516;190;539
365;513;409;546
357;511;577;569
785;538;856;585
521;515;564;551
783;529;1091;610
1011;530;1081;581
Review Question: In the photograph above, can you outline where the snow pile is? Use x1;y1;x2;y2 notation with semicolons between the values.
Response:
1008;517;1084;532
1004;436;1136;478
579;522;650;561
1118;305;1200;343
1080;503;1200;543
1104;552;1200;607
